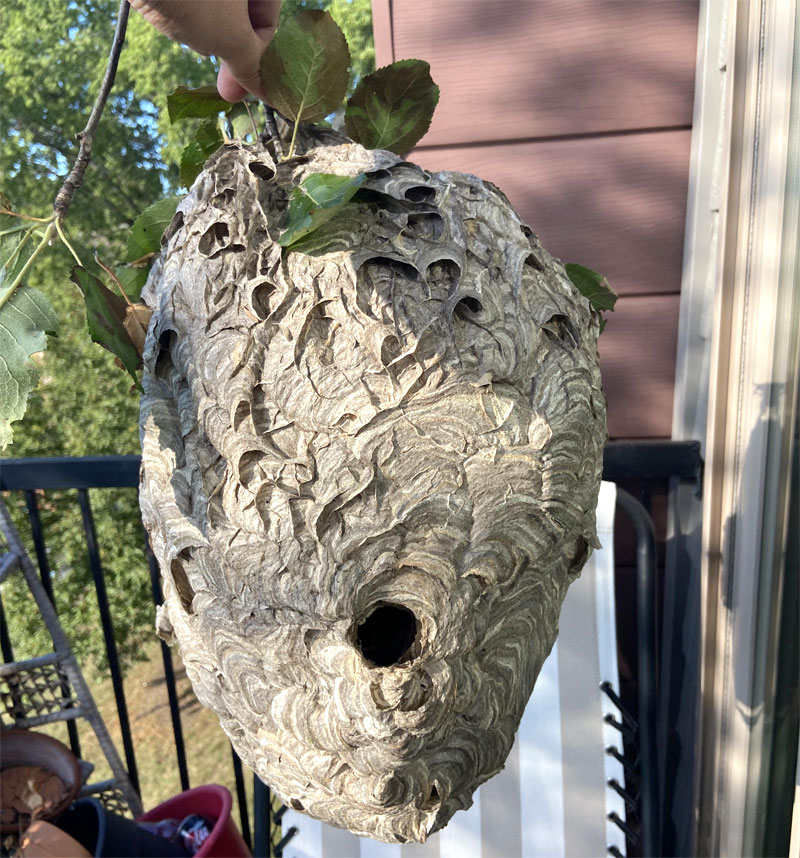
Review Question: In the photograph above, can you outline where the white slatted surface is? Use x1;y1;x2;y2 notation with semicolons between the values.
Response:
282;482;626;858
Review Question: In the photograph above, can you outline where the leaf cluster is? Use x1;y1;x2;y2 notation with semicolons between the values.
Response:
260;10;438;159
161;10;440;253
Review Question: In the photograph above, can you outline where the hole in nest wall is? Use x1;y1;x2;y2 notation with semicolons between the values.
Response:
404;185;436;203
568;536;589;574
454;296;483;316
380;335;402;366
248;161;275;181
198;221;229;257
170;549;196;614
406;212;444;241
425;258;461;297
362;257;420;280
155;329;174;376
542;314;581;348
251;282;277;320
524;252;545;272
356;604;419;667
212;188;235;207
163;211;184;245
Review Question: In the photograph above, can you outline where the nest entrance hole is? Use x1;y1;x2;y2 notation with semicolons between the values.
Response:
357;604;418;667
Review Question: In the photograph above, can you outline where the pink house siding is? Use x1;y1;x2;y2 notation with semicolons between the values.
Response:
372;0;699;439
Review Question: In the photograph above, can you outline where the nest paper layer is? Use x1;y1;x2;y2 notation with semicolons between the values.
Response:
139;141;606;843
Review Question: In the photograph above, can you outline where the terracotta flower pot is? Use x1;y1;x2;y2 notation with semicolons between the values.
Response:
0;728;82;834
19;819;92;858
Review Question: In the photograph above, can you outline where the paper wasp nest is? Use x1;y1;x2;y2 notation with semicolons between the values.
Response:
139;140;606;843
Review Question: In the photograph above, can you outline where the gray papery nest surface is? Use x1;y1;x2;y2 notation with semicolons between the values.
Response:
139;139;606;843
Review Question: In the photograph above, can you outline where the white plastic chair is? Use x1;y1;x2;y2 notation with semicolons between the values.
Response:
283;482;627;858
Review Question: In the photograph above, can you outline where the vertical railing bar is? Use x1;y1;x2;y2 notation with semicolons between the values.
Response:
24;491;82;758
616;489;659;857
230;746;252;851
639;478;653;516
253;773;271;858
143;530;190;792
76;488;140;795
24;491;55;603
0;593;15;663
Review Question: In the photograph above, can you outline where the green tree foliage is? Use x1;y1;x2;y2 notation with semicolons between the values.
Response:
0;0;375;671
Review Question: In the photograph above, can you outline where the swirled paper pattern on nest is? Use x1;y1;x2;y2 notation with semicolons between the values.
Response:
139;141;607;844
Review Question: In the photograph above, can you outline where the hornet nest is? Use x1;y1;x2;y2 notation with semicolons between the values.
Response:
139;137;606;843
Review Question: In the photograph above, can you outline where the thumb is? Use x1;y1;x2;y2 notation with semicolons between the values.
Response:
217;63;252;102
217;31;268;101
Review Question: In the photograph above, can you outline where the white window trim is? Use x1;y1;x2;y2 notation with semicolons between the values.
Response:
676;0;800;854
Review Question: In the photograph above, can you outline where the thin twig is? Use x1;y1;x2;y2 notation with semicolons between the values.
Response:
53;0;130;218
94;253;132;306
55;219;82;266
0;209;52;223
262;104;284;160
243;100;259;139
95;253;151;354
287;120;300;160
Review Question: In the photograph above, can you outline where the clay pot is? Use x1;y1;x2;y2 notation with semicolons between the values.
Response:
19;819;92;858
0;728;82;833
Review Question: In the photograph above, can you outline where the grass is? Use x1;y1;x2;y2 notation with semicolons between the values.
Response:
39;639;257;834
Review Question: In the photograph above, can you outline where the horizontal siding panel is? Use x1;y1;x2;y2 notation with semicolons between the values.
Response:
414;130;692;297
371;0;394;68
387;0;698;147
599;294;680;439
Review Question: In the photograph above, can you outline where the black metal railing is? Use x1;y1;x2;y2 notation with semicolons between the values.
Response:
1;440;703;858
0;458;284;856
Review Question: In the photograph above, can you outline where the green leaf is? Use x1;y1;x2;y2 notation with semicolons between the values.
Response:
565;263;618;313
167;85;233;123
260;10;350;125
279;172;365;249
228;102;258;141
0;285;58;449
180;119;224;188
124;196;184;264
345;59;439;154
114;265;149;301
0;216;42;294
70;267;142;389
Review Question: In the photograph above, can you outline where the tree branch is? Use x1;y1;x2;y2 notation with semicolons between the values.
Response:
262;104;284;161
53;0;130;218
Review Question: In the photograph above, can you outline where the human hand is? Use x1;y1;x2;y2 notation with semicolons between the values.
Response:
128;0;282;101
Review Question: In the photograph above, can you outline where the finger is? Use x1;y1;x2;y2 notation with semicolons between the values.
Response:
248;0;282;32
217;64;250;103
217;25;268;101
